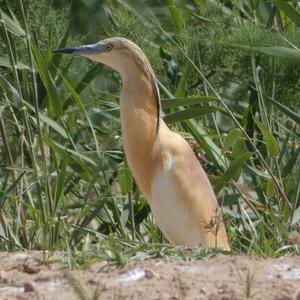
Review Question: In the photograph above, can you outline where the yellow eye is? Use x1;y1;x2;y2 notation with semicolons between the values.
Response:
106;43;113;51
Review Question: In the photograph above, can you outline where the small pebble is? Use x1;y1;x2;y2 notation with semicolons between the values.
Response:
88;279;97;285
23;257;41;274
145;269;156;279
24;282;35;292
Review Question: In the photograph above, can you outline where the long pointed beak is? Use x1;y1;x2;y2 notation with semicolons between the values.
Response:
52;43;105;55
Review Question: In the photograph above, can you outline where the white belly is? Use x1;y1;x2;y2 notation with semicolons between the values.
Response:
150;166;202;246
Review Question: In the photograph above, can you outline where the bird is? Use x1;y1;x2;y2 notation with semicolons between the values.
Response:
53;37;230;250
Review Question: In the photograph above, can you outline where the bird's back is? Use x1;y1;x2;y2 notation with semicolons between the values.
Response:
150;122;230;250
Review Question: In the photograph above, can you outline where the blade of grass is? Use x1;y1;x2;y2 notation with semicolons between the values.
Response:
31;42;63;117
161;96;217;108
214;152;255;194
62;64;104;110
167;0;184;33
164;106;222;123
273;1;300;26
62;75;101;158
0;56;29;69
254;118;280;157
0;9;25;37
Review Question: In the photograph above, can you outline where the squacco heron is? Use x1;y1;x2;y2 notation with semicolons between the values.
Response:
53;37;230;250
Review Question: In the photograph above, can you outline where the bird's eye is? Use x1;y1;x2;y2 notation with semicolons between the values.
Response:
106;43;113;51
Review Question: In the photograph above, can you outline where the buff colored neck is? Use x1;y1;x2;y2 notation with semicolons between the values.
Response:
120;71;161;198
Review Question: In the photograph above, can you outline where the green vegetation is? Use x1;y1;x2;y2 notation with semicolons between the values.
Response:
0;0;299;263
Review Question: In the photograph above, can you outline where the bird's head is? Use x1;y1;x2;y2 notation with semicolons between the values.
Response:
53;37;153;80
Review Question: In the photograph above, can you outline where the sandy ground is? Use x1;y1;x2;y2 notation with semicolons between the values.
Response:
0;252;300;300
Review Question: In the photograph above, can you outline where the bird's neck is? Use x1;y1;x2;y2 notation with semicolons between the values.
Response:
120;73;160;198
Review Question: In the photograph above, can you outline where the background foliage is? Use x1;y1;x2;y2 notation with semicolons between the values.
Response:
0;0;299;261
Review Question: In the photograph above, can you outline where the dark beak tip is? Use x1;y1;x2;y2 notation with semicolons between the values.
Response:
52;48;76;54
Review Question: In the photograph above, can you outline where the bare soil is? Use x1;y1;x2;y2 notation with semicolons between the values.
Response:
0;251;300;300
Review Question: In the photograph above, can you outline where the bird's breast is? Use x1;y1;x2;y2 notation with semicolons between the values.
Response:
150;153;203;246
